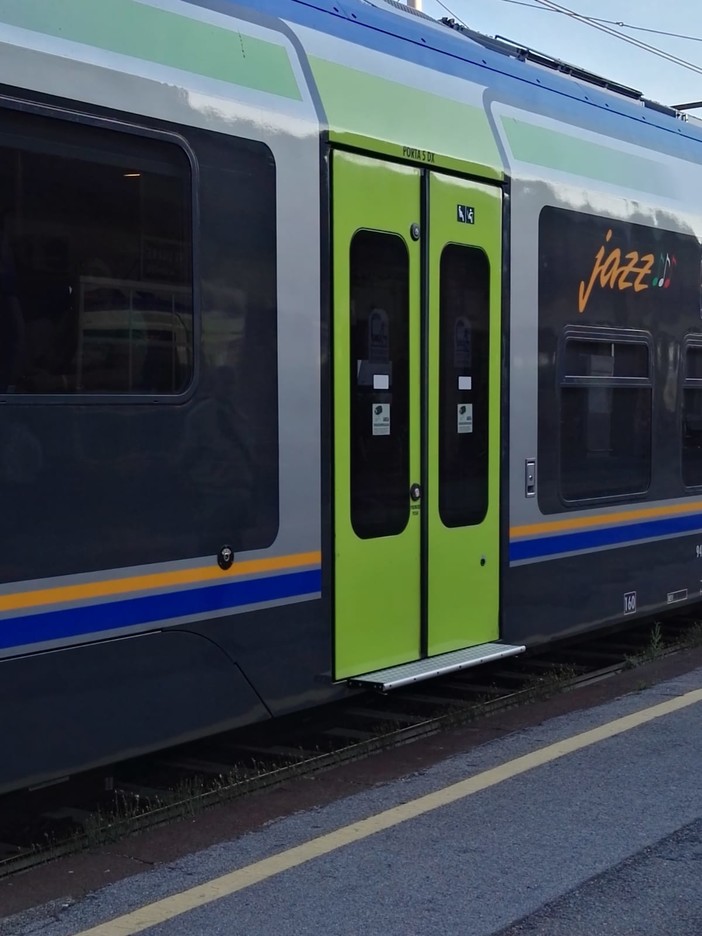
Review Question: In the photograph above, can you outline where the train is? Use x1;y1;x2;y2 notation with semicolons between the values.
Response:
1;0;701;795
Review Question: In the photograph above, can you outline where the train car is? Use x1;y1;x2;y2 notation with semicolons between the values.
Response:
1;0;701;794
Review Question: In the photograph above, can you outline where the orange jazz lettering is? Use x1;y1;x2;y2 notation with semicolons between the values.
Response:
578;229;654;314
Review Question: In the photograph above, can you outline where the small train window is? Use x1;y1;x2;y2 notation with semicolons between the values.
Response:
559;334;652;502
0;107;192;396
682;343;702;487
438;244;490;527
349;230;410;539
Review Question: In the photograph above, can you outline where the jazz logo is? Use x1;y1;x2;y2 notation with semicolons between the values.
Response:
578;228;676;314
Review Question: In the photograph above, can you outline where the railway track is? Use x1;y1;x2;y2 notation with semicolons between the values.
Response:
0;614;700;879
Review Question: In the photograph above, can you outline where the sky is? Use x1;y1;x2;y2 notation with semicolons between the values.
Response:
419;0;702;109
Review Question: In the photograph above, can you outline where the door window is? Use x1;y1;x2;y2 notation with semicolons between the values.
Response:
438;244;490;527
349;231;410;539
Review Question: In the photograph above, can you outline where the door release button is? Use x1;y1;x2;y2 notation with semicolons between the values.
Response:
410;483;422;502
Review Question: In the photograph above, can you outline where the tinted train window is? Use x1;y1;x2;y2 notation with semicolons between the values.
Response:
538;206;701;512
682;344;702;487
438;244;489;527
560;336;652;501
0;108;192;395
349;231;409;539
195;133;279;549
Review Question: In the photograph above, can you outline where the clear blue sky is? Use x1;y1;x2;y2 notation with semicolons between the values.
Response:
421;0;702;108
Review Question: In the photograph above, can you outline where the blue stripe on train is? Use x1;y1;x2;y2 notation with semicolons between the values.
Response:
510;512;702;562
0;568;322;651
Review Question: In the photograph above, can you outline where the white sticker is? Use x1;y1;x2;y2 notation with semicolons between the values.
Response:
458;375;472;391
372;403;390;436
457;403;473;434
373;373;390;390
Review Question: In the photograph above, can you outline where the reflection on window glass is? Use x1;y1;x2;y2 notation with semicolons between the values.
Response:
193;135;279;549
438;244;490;527
560;337;651;501
683;345;702;487
349;231;409;539
0;108;192;394
563;340;648;379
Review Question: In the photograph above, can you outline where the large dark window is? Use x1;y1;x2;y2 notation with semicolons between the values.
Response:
682;342;702;487
538;206;702;511
438;244;490;527
0;108;192;395
559;334;652;501
191;132;278;550
349;231;409;539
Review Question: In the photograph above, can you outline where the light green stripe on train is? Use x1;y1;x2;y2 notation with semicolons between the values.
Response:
0;0;302;100
0;0;676;195
309;56;503;179
501;117;671;197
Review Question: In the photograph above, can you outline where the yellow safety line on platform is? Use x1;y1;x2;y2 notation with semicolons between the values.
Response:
74;686;702;936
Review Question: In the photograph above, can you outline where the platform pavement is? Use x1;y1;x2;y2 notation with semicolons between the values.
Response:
4;668;702;936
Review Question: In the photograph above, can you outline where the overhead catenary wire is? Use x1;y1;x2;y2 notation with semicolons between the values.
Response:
429;0;702;82
531;0;702;78
425;0;702;96
491;0;702;43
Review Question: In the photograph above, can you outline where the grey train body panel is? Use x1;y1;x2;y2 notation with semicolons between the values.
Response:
0;630;270;795
504;534;702;648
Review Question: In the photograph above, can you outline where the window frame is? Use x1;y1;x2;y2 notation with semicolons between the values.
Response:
557;325;654;506
0;94;199;406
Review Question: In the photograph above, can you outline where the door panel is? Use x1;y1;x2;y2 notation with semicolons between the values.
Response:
427;173;501;655
333;152;421;679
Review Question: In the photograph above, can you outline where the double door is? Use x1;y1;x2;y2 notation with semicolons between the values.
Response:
333;151;502;678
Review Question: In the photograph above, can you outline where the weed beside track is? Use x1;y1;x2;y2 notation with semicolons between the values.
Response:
0;614;699;878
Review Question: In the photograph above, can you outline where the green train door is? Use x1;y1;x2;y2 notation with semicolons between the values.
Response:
333;152;422;679
333;151;508;680
426;172;502;656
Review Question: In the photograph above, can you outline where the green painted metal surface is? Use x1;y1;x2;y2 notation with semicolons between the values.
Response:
501;117;669;195
333;154;502;678
0;0;301;99
333;151;421;679
426;173;501;655
312;57;503;180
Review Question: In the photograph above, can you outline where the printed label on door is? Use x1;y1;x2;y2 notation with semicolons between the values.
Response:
457;403;473;434
372;403;390;436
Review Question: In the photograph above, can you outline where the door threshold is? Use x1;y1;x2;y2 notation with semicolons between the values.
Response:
348;642;525;691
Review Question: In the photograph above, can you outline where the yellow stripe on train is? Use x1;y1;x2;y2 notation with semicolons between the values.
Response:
0;551;322;615
510;501;702;539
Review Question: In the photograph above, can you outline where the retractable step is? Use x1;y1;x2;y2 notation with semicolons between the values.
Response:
348;642;526;692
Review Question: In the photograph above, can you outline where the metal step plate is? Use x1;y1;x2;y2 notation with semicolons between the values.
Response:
348;642;526;691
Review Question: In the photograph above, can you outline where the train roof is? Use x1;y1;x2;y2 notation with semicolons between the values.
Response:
218;0;702;154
